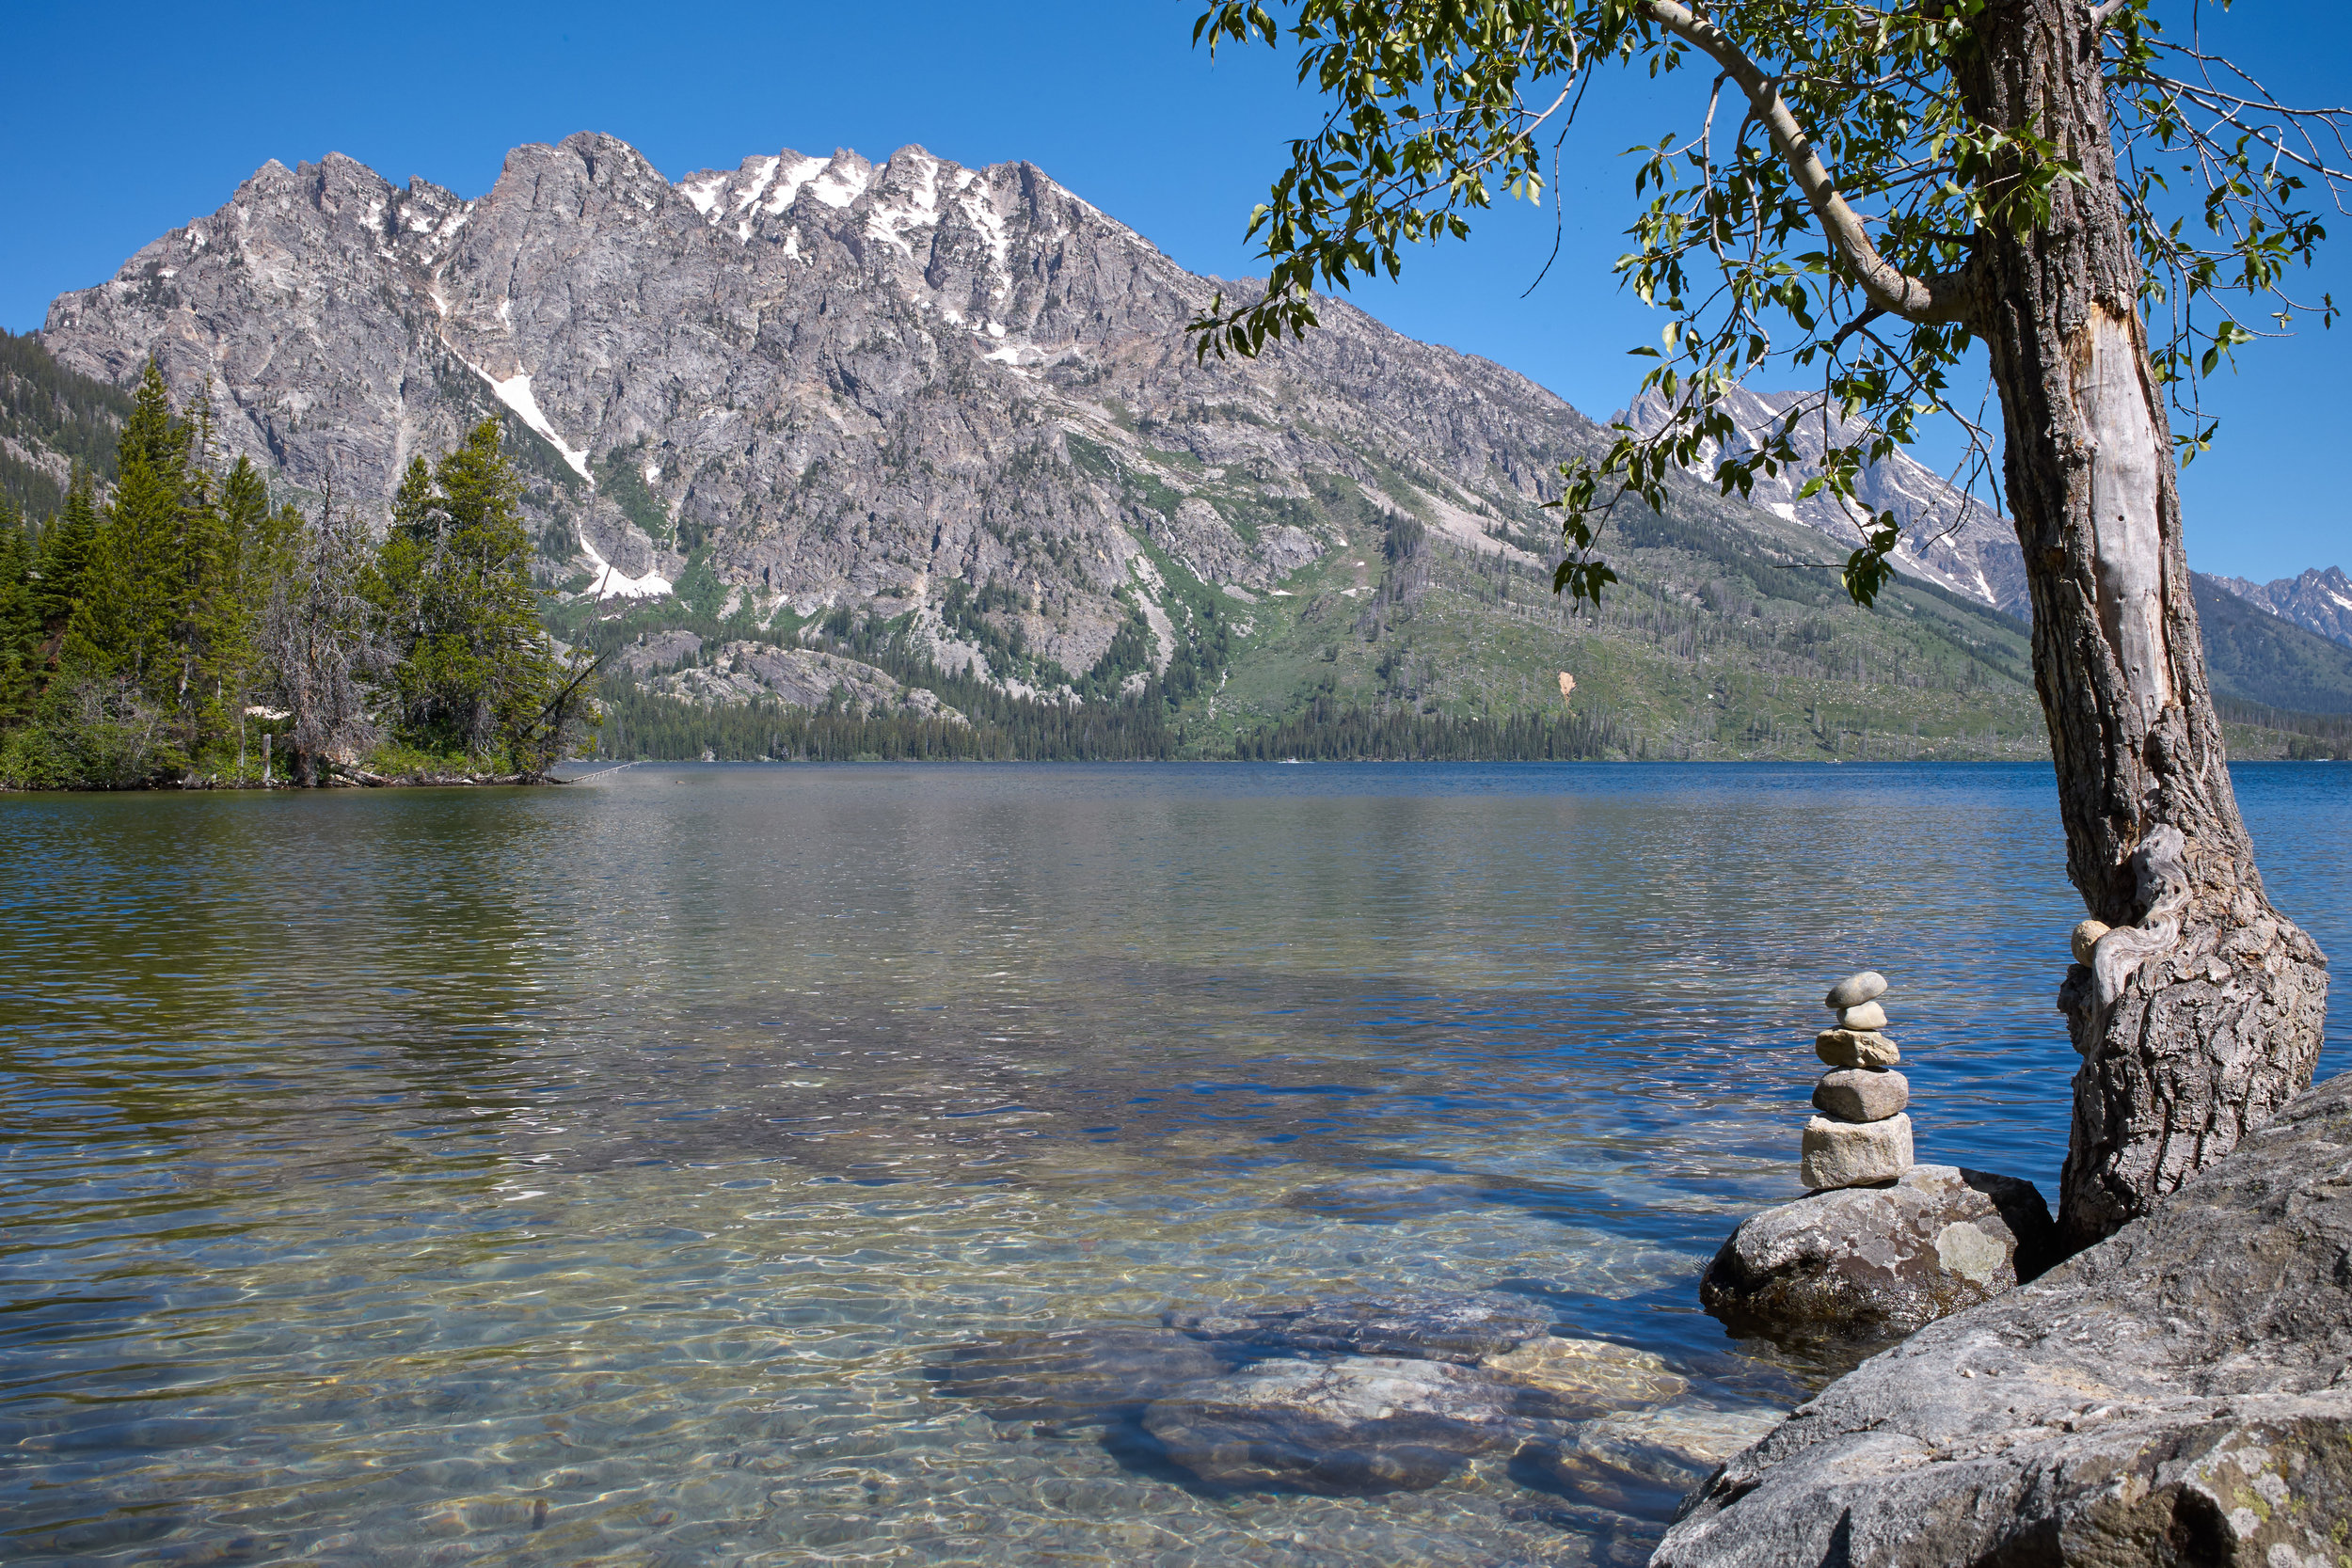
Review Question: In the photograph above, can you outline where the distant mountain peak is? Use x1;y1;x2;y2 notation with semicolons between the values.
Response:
2211;564;2352;647
1622;383;2029;617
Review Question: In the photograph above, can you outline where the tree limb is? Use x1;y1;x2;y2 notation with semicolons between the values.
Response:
1632;0;1974;323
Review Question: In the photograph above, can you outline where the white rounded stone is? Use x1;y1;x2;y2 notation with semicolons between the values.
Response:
1838;1000;1889;1031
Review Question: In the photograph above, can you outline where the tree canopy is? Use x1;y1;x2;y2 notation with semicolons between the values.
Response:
1192;0;2347;605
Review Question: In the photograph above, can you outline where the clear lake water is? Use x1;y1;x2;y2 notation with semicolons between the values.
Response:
3;761;2345;1567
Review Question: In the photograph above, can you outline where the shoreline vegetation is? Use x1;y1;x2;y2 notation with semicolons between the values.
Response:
2;365;2344;788
0;365;596;792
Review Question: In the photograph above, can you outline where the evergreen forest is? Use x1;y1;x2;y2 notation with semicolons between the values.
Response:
0;363;596;787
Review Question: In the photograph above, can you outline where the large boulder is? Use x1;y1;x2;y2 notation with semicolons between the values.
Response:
1698;1165;2058;1344
1655;1071;2352;1567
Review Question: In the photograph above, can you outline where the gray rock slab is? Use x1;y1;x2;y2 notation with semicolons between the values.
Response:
1824;972;1887;1009
1658;1071;2352;1567
1142;1354;1583;1495
930;1326;1243;1424
1811;1068;1908;1123
1698;1164;2055;1345
1799;1113;1912;1190
1168;1291;1552;1365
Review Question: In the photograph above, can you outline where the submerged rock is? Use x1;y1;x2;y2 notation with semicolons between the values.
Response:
930;1327;1243;1425
1168;1291;1553;1365
1660;1072;2352;1566
1142;1354;1579;1495
1699;1164;2055;1343
1480;1334;1689;1404
941;1291;1708;1501
1513;1405;1780;1523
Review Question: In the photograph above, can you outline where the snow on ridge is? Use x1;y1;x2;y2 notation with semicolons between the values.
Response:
865;159;947;255
735;156;782;213
766;155;829;214
680;173;728;217
809;161;869;209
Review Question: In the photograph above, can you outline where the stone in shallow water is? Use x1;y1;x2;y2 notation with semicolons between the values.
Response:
1168;1291;1552;1365
1698;1164;2056;1343
1142;1354;1583;1495
1825;971;1887;1009
1480;1335;1689;1404
1814;1028;1900;1069
1661;1077;2352;1568
1812;1068;1909;1123
1836;999;1889;1031
930;1327;1243;1424
1800;1112;1913;1189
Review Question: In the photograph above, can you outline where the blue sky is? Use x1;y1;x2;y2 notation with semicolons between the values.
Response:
2;0;2344;580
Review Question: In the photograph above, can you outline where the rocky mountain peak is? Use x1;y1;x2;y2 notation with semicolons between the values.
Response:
39;131;1608;689
1624;383;2029;617
2212;563;2352;647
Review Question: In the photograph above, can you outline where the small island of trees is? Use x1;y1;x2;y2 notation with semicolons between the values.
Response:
0;365;595;789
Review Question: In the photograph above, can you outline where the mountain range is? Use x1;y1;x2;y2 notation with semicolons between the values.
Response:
9;131;2350;759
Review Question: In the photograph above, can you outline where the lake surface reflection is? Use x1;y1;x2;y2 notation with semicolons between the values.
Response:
3;762;2344;1566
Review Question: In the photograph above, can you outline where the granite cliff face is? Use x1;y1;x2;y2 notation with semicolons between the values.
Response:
40;132;1602;689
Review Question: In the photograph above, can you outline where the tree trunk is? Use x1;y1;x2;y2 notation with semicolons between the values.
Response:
1954;0;2328;1252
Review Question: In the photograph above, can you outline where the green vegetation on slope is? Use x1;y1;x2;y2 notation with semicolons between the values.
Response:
0;328;134;522
2191;573;2352;715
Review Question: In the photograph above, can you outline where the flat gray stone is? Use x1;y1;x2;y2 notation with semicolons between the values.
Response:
1823;971;1886;1009
1662;1073;2352;1567
1167;1292;1551;1365
1799;1113;1912;1189
1811;1068;1908;1123
1698;1164;2055;1345
931;1327;1243;1425
1814;1029;1899;1069
1834;999;1888;1031
1142;1355;1581;1495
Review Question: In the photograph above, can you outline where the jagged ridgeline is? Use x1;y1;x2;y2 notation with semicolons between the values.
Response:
22;134;2352;760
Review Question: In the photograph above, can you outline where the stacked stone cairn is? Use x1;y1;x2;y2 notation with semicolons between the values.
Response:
1801;970;1914;1189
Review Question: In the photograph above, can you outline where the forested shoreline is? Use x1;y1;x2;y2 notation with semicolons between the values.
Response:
0;365;595;788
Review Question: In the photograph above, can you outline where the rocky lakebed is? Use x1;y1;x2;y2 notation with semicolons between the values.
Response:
930;1290;1781;1554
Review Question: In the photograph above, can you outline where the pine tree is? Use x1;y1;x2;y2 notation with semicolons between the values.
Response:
65;361;186;692
209;455;283;778
0;497;37;722
368;420;559;762
35;465;100;634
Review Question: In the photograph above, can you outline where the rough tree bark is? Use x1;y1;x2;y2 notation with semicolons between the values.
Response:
1950;0;2328;1251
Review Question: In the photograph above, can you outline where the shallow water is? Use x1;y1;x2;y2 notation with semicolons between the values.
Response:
2;761;2344;1567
